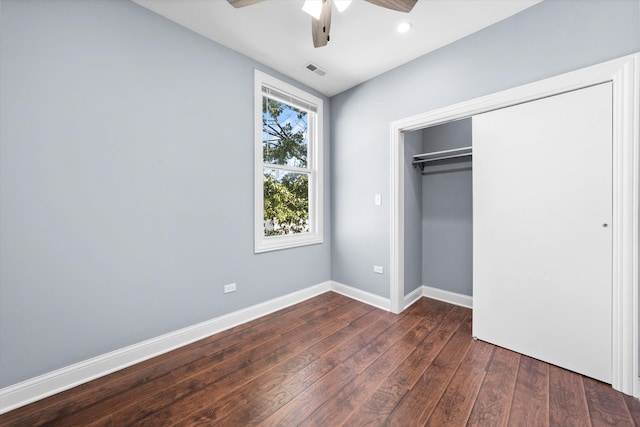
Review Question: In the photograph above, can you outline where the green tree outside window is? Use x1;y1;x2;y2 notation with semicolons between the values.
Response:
262;97;310;236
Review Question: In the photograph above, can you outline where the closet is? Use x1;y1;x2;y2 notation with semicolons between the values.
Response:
407;82;613;384
406;119;473;299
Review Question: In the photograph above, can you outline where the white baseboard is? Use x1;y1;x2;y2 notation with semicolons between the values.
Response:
0;281;332;415
330;281;391;311
422;285;473;309
403;286;424;309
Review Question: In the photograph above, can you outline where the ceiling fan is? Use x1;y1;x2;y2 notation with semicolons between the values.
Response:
226;0;417;48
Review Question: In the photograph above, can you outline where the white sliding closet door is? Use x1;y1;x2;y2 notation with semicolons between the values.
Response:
472;82;613;383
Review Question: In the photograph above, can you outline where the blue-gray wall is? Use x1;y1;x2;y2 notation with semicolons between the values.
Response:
0;0;331;388
421;120;473;296
330;0;640;298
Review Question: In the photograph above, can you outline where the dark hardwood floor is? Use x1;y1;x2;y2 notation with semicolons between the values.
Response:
1;292;639;426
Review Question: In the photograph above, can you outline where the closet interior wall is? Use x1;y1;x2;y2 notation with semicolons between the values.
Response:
416;119;473;297
404;130;423;296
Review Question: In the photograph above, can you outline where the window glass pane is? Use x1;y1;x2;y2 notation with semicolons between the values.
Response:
262;96;308;168
263;168;309;236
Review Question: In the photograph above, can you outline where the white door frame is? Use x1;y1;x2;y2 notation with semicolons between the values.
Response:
389;53;639;396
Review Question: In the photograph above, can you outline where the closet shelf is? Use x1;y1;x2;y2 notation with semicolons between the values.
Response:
412;146;472;171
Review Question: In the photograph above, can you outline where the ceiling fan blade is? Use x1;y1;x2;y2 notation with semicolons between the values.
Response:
226;0;264;8
311;0;332;48
364;0;417;13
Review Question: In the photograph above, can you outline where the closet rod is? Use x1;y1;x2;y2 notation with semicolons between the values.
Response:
413;152;472;164
412;146;472;171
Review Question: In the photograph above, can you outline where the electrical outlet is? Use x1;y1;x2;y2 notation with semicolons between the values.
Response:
374;194;382;205
373;265;384;274
224;283;237;294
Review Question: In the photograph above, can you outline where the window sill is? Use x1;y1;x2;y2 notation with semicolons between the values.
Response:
255;234;323;253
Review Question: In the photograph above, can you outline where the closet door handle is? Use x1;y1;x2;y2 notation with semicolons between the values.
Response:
603;223;609;228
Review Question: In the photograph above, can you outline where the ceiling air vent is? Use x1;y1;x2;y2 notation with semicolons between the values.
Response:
305;63;326;76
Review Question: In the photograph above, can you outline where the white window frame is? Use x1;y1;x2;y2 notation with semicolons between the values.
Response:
254;70;323;253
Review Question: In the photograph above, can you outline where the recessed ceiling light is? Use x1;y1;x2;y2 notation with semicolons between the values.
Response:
397;22;412;33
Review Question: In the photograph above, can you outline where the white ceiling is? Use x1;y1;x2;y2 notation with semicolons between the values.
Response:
133;0;542;97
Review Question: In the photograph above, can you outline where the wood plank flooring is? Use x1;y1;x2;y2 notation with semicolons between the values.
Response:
1;292;639;426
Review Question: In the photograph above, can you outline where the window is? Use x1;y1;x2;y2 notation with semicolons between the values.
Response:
254;70;323;253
